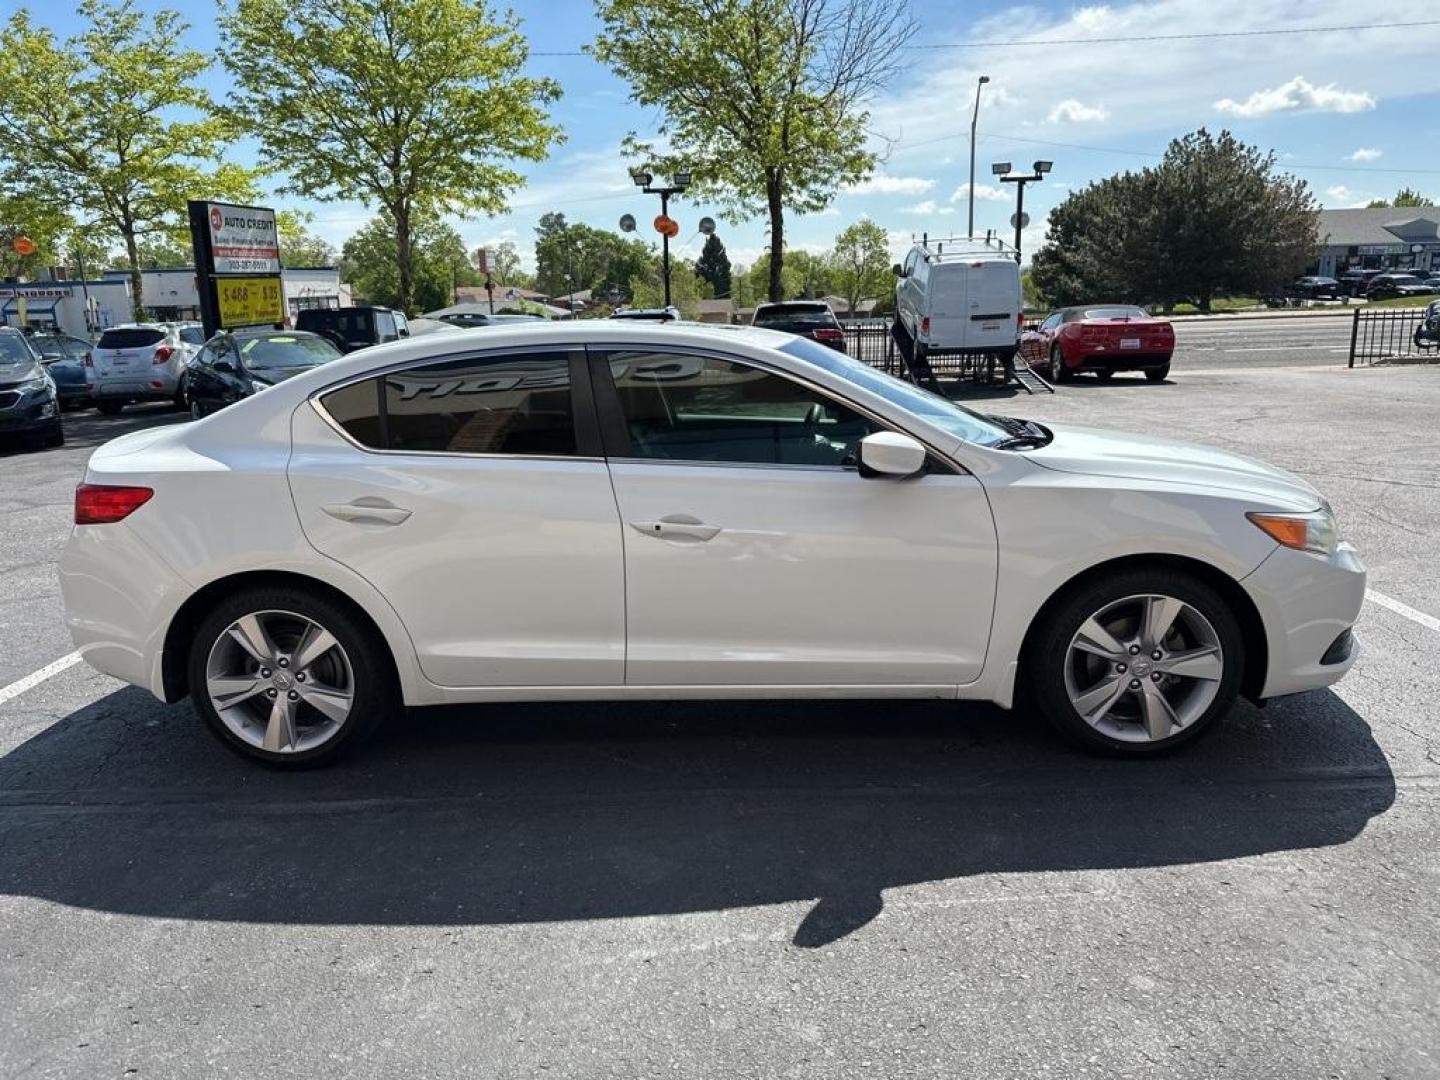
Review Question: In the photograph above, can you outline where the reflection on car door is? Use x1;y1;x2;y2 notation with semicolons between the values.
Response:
287;347;625;688
591;347;998;687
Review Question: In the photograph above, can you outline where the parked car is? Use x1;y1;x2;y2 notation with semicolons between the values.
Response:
1019;305;1175;383
1421;274;1440;291
88;323;197;415
1414;299;1440;350
893;241;1023;367
185;329;343;419
1338;269;1381;298
29;331;92;409
0;327;63;448
610;306;681;322
295;306;410;352
751;300;847;352
1365;273;1434;301
1289;276;1342;300
60;322;1363;766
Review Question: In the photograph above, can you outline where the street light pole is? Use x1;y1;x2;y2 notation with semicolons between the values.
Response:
630;168;690;309
968;75;990;240
660;190;671;307
996;160;1052;265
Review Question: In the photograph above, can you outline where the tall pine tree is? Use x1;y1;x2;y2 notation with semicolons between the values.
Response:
695;233;732;298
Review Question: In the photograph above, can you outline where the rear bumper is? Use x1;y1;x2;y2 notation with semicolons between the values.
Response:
1242;541;1366;698
93;377;177;401
1065;344;1172;370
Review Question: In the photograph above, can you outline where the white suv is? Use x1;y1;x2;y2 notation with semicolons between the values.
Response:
893;239;1023;369
88;323;197;415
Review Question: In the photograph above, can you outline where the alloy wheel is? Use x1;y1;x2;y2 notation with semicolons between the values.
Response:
1062;593;1224;743
204;609;354;753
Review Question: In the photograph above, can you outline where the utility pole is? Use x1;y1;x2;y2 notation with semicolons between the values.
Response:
995;160;1052;265
968;75;990;240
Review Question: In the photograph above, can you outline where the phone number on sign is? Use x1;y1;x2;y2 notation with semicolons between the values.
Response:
219;258;279;272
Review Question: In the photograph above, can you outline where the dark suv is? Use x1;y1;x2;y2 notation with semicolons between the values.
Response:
295;306;410;352
751;301;847;352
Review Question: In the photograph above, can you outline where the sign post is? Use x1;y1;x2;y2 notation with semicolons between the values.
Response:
187;200;284;338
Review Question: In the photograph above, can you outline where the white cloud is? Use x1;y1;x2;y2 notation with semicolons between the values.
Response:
901;200;955;216
1326;185;1353;199
1047;99;1109;123
844;173;935;195
1215;76;1375;118
949;182;1007;203
1348;147;1383;162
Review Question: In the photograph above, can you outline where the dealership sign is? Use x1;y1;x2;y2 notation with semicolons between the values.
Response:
216;276;285;329
204;203;281;274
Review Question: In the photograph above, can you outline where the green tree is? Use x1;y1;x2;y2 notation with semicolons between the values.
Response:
0;0;256;317
482;239;529;285
0;183;68;280
342;210;473;313
278;210;338;267
219;0;563;315
695;233;732;298
534;216;653;302
1366;188;1434;209
830;218;890;316
1032;129;1318;312
591;0;914;302
629;254;711;317
135;235;193;268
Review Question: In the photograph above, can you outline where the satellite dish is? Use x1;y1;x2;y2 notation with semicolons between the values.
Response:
698;216;716;236
619;213;636;233
1010;211;1030;229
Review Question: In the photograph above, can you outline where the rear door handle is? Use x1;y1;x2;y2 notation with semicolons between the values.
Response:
322;500;412;525
629;515;721;542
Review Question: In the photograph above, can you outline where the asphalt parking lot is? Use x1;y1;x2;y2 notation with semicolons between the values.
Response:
2;322;1438;1079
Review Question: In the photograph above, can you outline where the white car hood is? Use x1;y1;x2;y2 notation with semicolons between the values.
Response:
1024;423;1323;509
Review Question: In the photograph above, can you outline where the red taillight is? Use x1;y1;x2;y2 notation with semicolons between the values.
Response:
812;327;844;341
83;351;93;368
1017;312;1026;330
153;346;174;364
920;316;931;336
75;484;153;525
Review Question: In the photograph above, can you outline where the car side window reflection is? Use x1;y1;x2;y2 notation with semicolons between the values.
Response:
602;351;877;467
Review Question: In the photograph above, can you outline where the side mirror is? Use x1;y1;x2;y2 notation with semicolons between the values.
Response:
858;431;926;478
891;263;904;277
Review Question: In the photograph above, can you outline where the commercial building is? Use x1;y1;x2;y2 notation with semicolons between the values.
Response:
133;266;351;323
0;278;134;338
1313;208;1440;277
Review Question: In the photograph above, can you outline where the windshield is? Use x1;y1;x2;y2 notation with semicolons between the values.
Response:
0;334;37;367
778;337;1010;447
239;334;341;370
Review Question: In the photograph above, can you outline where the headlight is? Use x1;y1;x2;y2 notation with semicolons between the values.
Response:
1247;508;1338;557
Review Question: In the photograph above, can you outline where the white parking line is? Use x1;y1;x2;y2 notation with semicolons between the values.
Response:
0;651;82;707
1366;589;1440;635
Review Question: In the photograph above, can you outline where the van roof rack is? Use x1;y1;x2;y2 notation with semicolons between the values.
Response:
913;231;1017;258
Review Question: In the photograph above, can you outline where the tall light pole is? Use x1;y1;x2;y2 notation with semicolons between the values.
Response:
631;168;690;307
968;75;990;240
995;160;1051;264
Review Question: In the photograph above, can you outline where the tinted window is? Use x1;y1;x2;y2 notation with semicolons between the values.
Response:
384;353;575;454
754;308;839;330
605;350;875;467
1082;307;1148;320
98;327;165;349
178;326;206;345
375;312;397;341
319;378;384;447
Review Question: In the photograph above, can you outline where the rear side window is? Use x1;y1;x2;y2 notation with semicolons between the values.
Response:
318;351;577;456
178;327;206;345
98;328;164;349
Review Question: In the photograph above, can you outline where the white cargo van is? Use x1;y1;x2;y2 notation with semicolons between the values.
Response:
893;238;1023;365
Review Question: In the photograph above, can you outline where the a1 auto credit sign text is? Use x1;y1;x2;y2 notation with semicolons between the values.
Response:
207;204;280;274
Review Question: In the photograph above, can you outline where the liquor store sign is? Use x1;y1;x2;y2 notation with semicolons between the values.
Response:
217;277;284;329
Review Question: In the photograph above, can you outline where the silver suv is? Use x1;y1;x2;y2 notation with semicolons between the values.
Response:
89;323;197;415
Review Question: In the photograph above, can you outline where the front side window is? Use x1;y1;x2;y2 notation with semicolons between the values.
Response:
603;350;876;467
318;351;577;456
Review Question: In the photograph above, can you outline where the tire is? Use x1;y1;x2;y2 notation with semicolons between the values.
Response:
187;585;397;767
172;375;188;410
1145;363;1170;383
189;398;204;421
1025;566;1244;755
42;421;64;448
96;400;125;416
1049;345;1071;383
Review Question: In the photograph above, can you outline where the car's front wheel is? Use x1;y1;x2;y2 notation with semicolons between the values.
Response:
1026;568;1244;754
187;586;395;767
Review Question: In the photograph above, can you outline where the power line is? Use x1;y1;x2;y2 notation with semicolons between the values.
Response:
529;20;1439;57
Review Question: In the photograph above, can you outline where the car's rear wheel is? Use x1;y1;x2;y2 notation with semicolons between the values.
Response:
1026;568;1243;754
96;400;124;416
1145;363;1170;383
1049;345;1071;383
188;587;395;767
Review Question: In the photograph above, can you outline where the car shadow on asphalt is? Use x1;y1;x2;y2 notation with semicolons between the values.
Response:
0;404;185;459
0;689;1393;947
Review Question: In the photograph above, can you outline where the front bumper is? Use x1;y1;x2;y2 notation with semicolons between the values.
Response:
0;387;61;435
1242;540;1366;699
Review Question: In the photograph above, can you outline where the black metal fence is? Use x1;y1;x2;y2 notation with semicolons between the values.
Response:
841;321;895;372
1349;306;1440;366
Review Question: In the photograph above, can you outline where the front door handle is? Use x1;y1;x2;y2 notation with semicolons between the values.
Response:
630;514;722;542
322;500;412;525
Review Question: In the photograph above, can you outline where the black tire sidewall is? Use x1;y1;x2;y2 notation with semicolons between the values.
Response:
187;585;395;767
1050;346;1069;382
1027;568;1245;755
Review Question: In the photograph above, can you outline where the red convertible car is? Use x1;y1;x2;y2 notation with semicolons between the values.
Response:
1020;305;1174;383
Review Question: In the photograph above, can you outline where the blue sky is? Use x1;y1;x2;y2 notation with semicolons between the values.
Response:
13;0;1440;272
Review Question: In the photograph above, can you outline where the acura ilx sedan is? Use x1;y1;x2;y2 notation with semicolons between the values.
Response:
59;323;1364;766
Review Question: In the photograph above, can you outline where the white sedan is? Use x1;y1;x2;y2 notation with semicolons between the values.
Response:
59;323;1364;766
